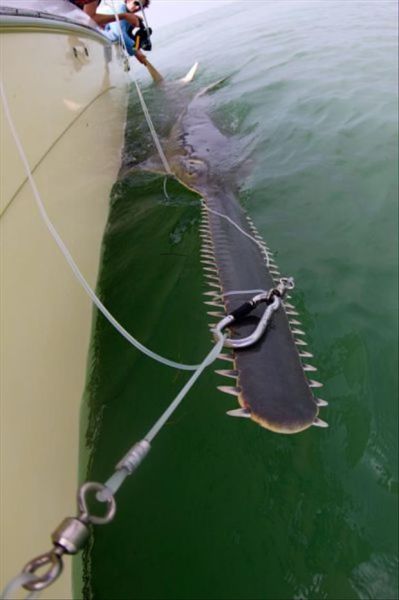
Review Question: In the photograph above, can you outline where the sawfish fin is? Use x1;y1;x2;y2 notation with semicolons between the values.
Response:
194;74;232;101
180;62;199;84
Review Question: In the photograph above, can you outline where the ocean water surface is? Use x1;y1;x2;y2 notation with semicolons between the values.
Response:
79;2;398;598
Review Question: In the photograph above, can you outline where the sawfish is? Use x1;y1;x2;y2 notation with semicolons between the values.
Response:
133;65;328;434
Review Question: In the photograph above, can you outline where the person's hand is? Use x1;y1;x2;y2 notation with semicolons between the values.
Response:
122;12;140;28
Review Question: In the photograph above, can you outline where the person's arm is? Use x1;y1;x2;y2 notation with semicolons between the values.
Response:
134;49;148;65
83;1;140;28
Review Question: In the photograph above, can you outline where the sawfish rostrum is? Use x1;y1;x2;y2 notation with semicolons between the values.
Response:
137;69;327;434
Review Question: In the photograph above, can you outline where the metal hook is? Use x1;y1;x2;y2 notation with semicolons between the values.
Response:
213;278;294;349
214;294;281;349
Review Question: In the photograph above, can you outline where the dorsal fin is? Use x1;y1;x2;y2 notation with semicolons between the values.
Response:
180;62;199;83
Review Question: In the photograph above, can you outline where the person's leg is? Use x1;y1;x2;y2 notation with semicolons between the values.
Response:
102;20;136;56
119;19;136;56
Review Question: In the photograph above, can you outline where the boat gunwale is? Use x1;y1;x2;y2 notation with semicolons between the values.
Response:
0;7;112;45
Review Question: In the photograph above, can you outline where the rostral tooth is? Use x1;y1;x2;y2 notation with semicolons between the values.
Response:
217;386;241;396
308;380;323;388
201;259;217;266
226;408;251;419
316;399;328;407
206;282;221;290
218;354;234;363
215;369;239;379
313;417;328;428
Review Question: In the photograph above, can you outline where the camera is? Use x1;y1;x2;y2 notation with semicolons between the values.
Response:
131;20;152;52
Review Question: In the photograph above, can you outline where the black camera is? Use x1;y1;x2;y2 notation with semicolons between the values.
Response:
132;20;152;51
135;27;152;51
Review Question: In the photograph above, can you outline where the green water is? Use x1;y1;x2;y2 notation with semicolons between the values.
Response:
80;2;398;598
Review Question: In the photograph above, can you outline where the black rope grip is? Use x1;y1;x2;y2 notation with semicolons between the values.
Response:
230;301;256;321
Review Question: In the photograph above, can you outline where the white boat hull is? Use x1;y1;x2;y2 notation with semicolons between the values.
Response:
1;7;128;597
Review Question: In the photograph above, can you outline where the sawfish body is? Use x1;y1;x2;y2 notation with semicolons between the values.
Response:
136;72;327;434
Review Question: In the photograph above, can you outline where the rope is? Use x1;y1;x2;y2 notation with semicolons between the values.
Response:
201;200;270;268
1;48;271;371
144;332;224;442
107;3;267;267
0;80;201;372
138;0;151;35
222;289;266;298
110;1;129;55
107;0;269;273
131;76;172;173
1;328;225;597
100;330;225;498
1;75;226;593
1;572;40;600
109;0;172;174
1;22;280;597
162;175;172;201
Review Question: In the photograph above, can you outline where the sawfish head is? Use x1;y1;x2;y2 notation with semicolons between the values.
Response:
119;62;202;178
136;66;245;196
